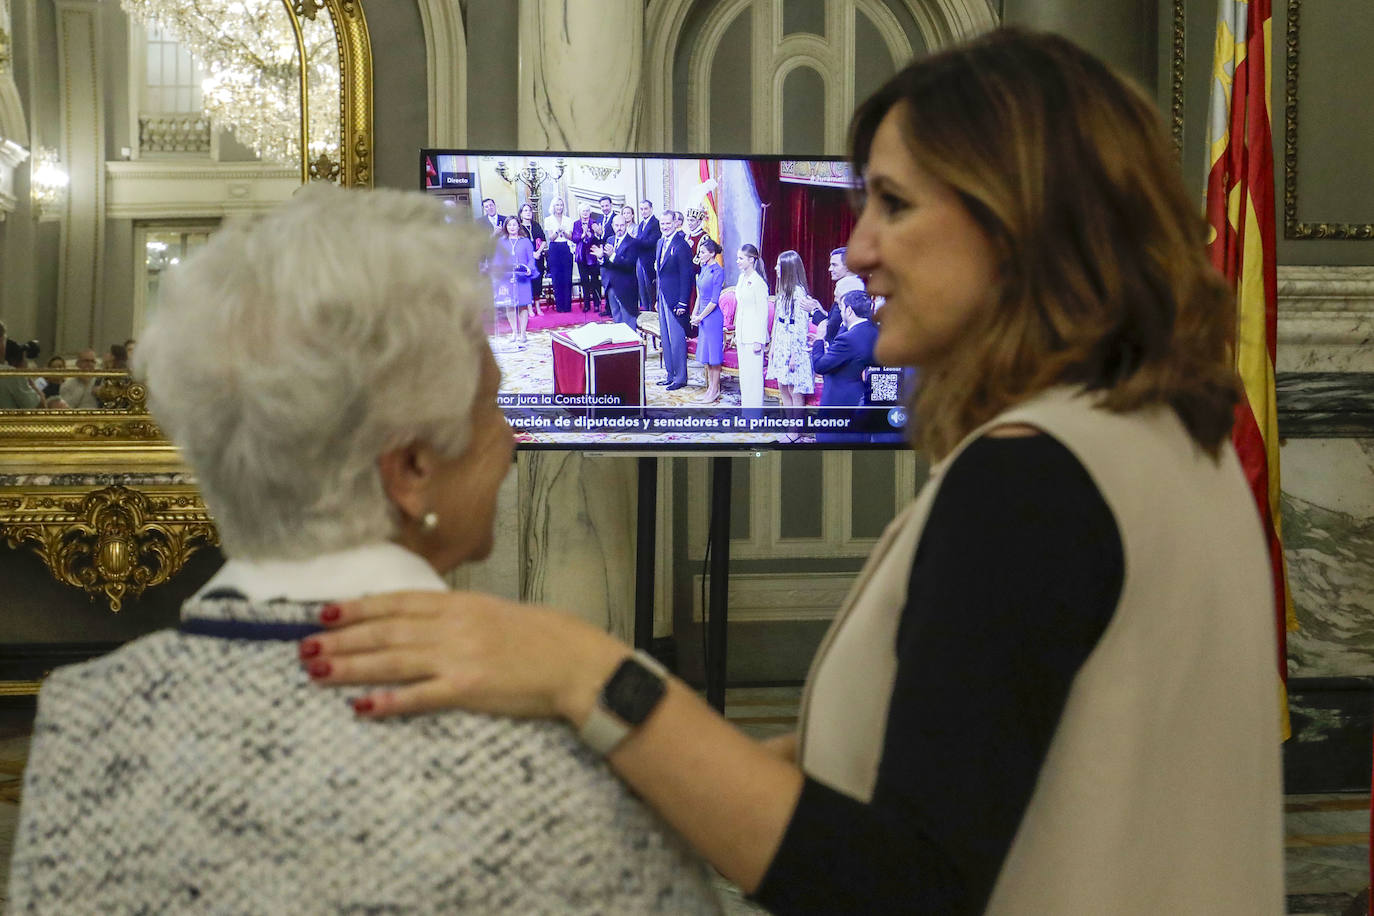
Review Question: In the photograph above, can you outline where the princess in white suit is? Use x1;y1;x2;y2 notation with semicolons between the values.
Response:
733;243;770;410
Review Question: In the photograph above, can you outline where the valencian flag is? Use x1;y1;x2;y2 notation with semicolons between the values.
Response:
1203;0;1293;739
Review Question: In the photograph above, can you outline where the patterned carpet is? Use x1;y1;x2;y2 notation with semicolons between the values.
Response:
488;308;812;447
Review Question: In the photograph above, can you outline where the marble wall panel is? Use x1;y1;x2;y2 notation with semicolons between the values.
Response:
1277;266;1374;374
1282;437;1374;678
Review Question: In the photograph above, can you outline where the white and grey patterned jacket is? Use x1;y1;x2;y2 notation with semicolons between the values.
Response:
8;596;721;914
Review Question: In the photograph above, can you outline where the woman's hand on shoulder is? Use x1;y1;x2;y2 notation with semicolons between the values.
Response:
300;591;628;724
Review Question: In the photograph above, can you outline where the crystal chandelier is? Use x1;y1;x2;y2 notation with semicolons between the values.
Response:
120;0;339;167
30;146;68;219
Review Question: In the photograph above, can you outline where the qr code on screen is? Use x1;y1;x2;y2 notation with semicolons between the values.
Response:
869;371;900;403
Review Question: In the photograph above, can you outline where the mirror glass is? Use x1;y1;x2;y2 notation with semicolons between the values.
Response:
1;0;344;410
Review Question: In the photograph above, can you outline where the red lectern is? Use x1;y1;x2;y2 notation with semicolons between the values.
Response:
550;331;646;407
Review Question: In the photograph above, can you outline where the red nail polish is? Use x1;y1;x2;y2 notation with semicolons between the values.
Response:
320;604;342;623
352;697;374;714
299;639;320;658
308;660;332;678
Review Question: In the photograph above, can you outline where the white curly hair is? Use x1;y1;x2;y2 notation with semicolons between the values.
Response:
136;184;495;560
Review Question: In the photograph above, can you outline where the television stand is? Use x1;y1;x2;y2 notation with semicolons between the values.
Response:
634;455;733;712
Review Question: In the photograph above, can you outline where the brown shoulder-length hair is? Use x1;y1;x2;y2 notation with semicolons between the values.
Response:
850;28;1237;459
776;250;810;318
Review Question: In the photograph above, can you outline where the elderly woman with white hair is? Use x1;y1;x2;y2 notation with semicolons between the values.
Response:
7;185;721;914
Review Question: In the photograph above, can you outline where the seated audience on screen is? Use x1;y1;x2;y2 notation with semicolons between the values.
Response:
7;185;721;914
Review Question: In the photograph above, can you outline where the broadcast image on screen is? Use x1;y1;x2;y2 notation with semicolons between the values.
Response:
422;149;911;450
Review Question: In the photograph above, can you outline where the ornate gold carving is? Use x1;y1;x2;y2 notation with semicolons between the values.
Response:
309;149;341;182
583;166;621;182
0;485;218;612
1283;0;1374;240
294;0;326;21
1170;0;1185;155
334;0;372;189
91;376;149;411
0;27;11;71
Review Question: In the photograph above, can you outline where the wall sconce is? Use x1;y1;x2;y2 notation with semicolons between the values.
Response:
31;146;69;219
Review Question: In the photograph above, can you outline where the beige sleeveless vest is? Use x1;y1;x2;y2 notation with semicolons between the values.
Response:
798;387;1283;915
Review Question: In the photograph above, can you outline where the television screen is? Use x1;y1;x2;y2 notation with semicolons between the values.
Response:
421;149;912;451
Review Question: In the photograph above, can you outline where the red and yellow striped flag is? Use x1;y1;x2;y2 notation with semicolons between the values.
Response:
1204;0;1294;739
699;158;721;264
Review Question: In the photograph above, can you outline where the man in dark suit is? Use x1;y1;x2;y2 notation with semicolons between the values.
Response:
811;290;879;443
632;199;661;315
598;213;641;330
653;210;695;390
572;203;604;314
476;197;505;237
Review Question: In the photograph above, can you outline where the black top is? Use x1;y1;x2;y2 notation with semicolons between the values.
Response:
754;434;1125;915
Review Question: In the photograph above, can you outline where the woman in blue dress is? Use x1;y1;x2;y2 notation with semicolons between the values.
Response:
498;216;537;349
689;237;725;403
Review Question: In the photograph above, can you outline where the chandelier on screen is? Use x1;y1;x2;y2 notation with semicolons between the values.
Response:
119;0;339;166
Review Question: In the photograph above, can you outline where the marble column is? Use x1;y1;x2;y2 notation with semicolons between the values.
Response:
504;0;646;640
53;0;105;354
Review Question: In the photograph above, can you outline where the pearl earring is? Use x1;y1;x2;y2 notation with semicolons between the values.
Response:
421;511;439;531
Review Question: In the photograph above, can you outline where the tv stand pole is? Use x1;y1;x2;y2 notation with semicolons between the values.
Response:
705;457;731;711
633;456;657;652
632;455;731;712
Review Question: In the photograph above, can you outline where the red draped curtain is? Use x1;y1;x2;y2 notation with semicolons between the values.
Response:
747;160;856;306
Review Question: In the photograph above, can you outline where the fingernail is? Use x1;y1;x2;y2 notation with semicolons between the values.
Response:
299;639;320;658
352;697;374;714
320;604;342;623
308;660;332;679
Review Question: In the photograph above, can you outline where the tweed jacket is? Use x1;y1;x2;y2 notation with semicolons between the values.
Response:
9;593;721;914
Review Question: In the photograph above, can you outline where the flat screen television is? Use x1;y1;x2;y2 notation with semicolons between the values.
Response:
420;149;912;451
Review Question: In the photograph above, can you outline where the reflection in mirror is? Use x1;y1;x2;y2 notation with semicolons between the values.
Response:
0;0;368;422
120;0;341;176
137;223;215;328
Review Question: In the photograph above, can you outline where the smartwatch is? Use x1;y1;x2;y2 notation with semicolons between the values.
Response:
577;650;669;756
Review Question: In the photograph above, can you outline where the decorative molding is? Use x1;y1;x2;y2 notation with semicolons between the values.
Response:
678;0;982;155
1170;0;1184;154
416;0;466;145
691;571;853;622
104;160;298;218
1276;265;1374;374
0;484;218;612
138;114;212;154
331;0;373;187
0;135;25;219
1283;0;1374;240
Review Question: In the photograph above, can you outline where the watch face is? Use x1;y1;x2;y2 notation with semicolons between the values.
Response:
602;657;667;726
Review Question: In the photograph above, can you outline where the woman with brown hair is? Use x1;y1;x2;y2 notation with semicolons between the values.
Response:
302;29;1282;915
